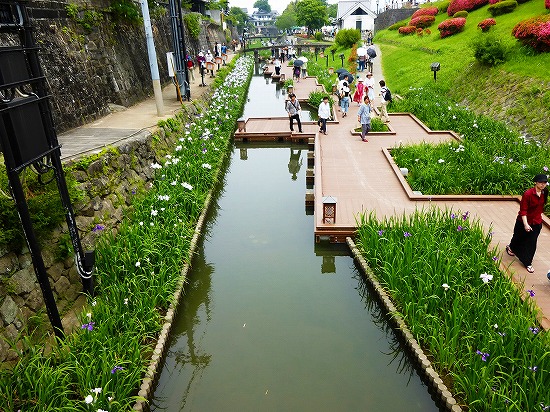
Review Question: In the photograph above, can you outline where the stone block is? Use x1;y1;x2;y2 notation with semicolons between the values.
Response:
11;267;37;295
25;289;44;312
54;276;71;295
0;296;18;325
0;252;19;275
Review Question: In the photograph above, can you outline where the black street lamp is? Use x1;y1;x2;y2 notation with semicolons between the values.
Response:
331;48;335;61
377;0;379;13
339;53;345;68
0;2;95;339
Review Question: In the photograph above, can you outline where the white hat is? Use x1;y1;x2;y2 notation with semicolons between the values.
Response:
198;52;204;57
357;77;363;82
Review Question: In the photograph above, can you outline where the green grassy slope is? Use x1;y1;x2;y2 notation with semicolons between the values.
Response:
376;0;550;140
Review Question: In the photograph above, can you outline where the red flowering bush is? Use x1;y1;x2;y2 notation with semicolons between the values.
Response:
438;17;467;37
547;0;550;9
411;6;439;18
398;25;418;35
417;28;424;36
512;15;550;51
447;0;488;15
489;0;500;4
425;28;432;35
410;15;436;28
478;18;497;31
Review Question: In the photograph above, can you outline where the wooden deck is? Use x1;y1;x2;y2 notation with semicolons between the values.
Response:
238;61;550;329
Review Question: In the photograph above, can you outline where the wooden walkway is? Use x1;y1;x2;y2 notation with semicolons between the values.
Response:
238;62;550;329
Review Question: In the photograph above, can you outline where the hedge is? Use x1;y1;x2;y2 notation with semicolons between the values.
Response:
512;14;550;52
477;17;496;31
410;15;436;28
453;10;469;17
447;0;488;15
438;17;467;37
488;0;518;16
398;25;418;35
411;6;439;18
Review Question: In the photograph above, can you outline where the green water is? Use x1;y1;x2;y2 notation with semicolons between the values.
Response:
150;144;440;411
150;74;441;411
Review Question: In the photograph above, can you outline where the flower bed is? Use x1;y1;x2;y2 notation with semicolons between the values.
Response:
399;25;418;35
389;86;550;197
512;15;550;52
0;56;254;412
438;17;467;38
356;209;550;411
410;15;436;28
411;6;439;18
447;0;488;15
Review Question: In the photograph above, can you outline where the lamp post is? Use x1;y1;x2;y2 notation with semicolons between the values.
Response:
339;53;345;67
377;0;379;13
331;48;335;61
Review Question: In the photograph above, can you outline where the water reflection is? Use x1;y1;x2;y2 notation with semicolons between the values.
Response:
287;148;302;180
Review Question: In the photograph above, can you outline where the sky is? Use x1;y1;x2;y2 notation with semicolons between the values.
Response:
231;0;338;15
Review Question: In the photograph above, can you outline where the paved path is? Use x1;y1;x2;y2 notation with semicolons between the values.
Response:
58;59;226;160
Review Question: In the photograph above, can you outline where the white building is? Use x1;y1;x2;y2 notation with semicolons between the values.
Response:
248;9;280;34
336;0;377;32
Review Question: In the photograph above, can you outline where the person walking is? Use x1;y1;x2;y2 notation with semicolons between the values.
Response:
365;72;375;103
317;96;331;135
353;78;365;106
506;174;549;273
340;81;351;117
186;54;195;83
205;50;214;77
274;57;281;75
286;93;303;133
379;80;391;123
357;95;372;142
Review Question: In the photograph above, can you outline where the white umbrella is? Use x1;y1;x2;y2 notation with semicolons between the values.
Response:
297;56;308;63
356;47;368;57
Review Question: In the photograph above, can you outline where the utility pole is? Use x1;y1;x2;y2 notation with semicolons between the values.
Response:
140;0;164;116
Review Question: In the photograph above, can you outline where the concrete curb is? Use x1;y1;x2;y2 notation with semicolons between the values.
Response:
346;237;463;412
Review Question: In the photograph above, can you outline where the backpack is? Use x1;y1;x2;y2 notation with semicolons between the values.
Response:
383;87;392;102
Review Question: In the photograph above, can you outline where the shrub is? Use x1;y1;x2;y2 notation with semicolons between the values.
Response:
411;6;439;18
453;10;469;17
183;12;202;39
437;0;451;13
438;17;466;37
488;0;518;16
335;28;361;48
512;15;550;52
547;0;550;9
388;21;408;30
410;15;436;28
398;25;417;35
447;0;488;15
425;28;432;35
488;0;500;4
314;31;323;41
478;17;496;31
417;27;424;36
472;33;509;64
109;0;141;25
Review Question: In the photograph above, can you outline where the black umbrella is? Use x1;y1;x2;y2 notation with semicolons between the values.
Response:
335;68;348;75
338;72;354;83
367;47;377;58
293;59;304;67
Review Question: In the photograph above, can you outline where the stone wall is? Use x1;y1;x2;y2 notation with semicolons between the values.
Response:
14;1;232;133
374;8;417;32
0;95;214;363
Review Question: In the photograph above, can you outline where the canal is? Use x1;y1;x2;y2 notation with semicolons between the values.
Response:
150;74;441;411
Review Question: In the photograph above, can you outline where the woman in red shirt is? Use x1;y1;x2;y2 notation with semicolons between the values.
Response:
506;174;548;273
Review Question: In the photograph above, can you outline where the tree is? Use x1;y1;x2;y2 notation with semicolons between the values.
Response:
276;3;297;31
253;0;271;13
295;0;328;34
226;6;249;33
327;3;337;20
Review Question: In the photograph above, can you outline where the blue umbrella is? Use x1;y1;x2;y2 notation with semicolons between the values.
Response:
293;59;304;67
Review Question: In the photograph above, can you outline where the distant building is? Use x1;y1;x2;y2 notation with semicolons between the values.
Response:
248;9;280;35
336;0;377;32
